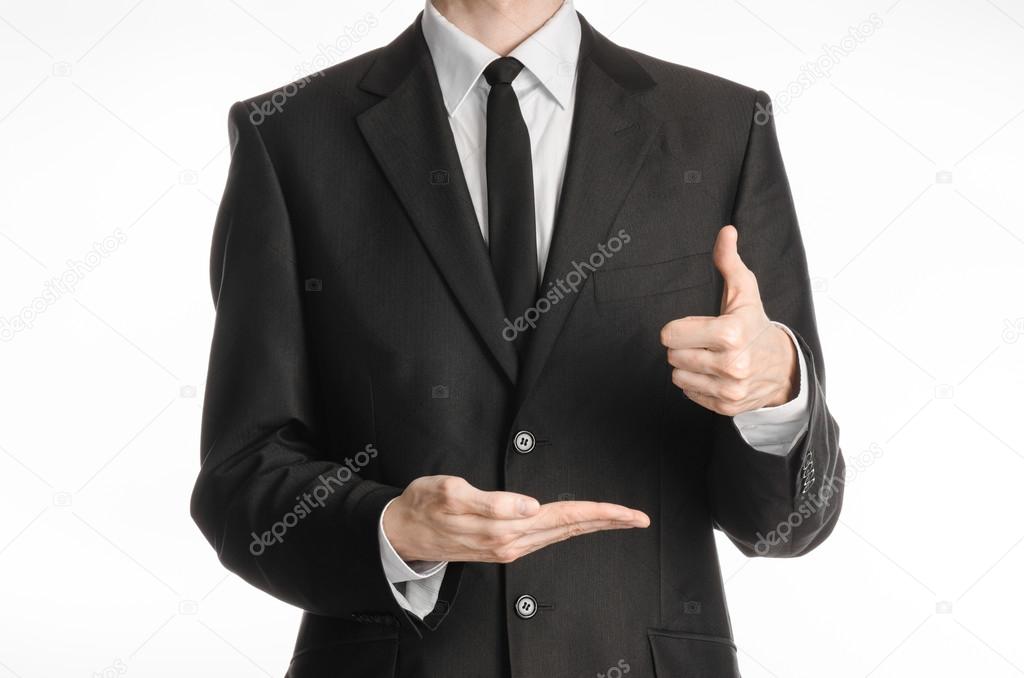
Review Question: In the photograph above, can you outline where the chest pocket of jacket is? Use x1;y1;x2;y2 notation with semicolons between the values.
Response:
594;252;713;304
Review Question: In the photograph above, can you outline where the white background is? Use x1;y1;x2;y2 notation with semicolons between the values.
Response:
1;0;1022;676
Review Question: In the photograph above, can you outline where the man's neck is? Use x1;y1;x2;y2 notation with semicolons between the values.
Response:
431;0;563;55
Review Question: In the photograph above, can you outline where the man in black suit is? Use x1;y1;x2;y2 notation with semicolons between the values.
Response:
191;1;844;676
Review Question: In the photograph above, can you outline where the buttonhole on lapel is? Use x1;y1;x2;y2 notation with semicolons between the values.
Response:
614;122;638;135
304;278;323;292
429;169;450;185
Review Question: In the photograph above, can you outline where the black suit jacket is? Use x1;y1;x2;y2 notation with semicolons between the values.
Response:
192;13;844;678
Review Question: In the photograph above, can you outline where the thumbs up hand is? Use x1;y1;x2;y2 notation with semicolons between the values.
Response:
660;225;798;416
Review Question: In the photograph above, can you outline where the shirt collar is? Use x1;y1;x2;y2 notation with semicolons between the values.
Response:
421;0;581;115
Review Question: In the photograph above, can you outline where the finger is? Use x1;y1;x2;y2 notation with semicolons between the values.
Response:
660;316;730;350
714;225;759;312
530;501;650;529
460;502;645;537
513;518;647;553
446;508;648;552
681;388;760;417
456;518;647;564
669;347;754;381
713;225;750;284
670;369;721;398
448;479;540;519
674;367;760;406
667;347;718;374
681;389;719;413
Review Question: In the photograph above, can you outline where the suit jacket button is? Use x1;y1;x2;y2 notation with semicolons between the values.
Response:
515;594;538;619
513;430;536;454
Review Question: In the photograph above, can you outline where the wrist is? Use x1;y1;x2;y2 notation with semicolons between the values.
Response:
766;324;798;406
382;496;414;561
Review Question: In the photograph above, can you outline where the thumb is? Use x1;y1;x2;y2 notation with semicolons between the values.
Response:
713;225;757;312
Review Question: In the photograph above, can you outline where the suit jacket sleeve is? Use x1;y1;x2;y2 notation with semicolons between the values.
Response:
708;90;845;558
190;102;406;617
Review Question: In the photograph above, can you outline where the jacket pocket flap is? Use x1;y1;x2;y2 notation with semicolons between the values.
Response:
595;252;712;303
647;628;740;678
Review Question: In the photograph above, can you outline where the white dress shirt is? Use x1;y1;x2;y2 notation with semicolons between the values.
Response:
377;0;811;620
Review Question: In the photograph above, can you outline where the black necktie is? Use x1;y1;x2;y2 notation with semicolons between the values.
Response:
483;57;538;355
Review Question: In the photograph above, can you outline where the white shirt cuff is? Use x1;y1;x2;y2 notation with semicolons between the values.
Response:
377;497;449;619
732;322;810;456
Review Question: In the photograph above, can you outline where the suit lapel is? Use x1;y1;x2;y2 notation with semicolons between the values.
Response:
355;16;661;396
356;17;519;384
514;17;662;405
